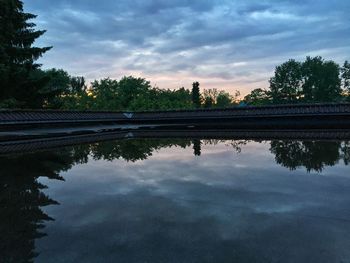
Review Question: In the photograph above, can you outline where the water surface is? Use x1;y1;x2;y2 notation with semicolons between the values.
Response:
1;138;350;262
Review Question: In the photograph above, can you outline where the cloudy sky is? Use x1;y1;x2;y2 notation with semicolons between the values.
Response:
24;0;350;96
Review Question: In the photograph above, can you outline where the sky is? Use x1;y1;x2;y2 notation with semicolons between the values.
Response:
24;0;350;96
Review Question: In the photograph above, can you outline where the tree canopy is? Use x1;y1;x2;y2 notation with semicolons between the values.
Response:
269;59;303;104
243;56;348;105
302;56;341;102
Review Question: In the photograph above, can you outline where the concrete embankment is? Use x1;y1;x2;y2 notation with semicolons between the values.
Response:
1;103;350;143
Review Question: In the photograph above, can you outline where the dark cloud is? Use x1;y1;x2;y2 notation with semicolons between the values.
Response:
23;0;350;94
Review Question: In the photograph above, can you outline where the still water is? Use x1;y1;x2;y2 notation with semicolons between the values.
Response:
1;138;350;262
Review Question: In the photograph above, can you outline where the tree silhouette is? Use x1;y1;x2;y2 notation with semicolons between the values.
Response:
70;76;87;93
247;56;346;105
243;88;270;105
302;56;341;102
203;96;214;108
216;91;233;107
40;68;71;108
269;59;303;104
0;0;51;108
191;82;201;108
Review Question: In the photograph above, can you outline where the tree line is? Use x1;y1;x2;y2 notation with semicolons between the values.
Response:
0;0;238;110
244;57;350;105
0;66;239;110
1;0;349;111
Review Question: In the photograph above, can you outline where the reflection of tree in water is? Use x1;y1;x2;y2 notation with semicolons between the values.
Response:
90;139;192;162
202;139;248;153
340;141;350;165
0;149;86;263
192;139;202;156
270;140;350;172
1;138;350;261
0;139;194;261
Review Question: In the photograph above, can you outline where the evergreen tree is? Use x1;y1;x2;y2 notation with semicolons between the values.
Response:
191;81;201;108
0;0;51;108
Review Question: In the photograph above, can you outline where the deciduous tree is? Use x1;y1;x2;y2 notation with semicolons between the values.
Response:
269;59;303;104
302;56;341;102
342;61;350;100
243;88;270;105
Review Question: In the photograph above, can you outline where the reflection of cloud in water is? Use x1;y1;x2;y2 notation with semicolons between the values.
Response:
37;140;350;263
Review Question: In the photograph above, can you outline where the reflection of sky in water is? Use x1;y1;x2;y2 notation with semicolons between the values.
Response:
37;141;350;263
